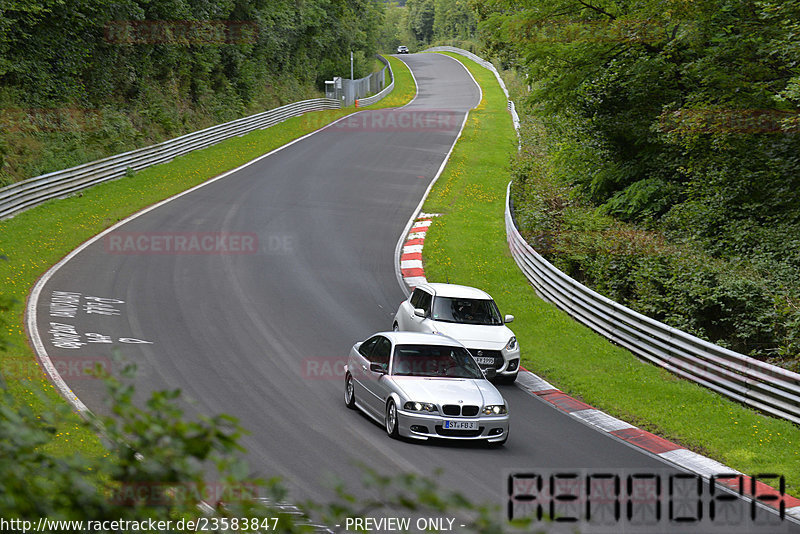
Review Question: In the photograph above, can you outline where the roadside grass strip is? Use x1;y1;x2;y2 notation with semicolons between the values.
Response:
420;52;800;497
0;56;415;459
363;56;416;109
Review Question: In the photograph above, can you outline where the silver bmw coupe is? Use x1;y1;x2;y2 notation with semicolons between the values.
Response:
344;331;509;445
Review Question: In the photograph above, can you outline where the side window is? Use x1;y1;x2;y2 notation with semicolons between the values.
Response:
418;291;432;317
409;288;423;308
371;337;391;368
359;336;380;358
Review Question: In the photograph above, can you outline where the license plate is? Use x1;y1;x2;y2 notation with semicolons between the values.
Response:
475;356;495;365
443;420;478;430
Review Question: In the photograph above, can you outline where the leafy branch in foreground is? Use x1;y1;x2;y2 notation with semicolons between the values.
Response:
1;354;530;532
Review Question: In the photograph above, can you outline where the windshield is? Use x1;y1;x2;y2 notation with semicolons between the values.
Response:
391;345;483;379
431;297;503;325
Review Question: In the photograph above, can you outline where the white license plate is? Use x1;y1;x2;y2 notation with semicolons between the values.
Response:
443;420;478;430
475;356;495;365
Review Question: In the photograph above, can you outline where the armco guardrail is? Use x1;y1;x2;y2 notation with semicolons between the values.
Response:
506;182;800;424
357;55;394;107
434;45;800;425
0;98;341;220
426;46;520;143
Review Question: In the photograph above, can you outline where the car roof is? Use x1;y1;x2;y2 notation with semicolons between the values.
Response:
418;282;493;300
368;331;465;347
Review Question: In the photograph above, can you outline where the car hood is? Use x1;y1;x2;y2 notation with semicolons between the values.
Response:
430;321;513;347
391;377;504;407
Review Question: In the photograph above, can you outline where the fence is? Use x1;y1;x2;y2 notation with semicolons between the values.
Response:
505;183;800;424
326;55;391;107
0;99;341;220
357;58;395;107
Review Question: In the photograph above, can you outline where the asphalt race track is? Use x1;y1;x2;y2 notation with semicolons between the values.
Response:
31;54;798;533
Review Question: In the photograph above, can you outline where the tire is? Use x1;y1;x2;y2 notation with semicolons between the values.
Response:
385;399;399;438
344;373;356;409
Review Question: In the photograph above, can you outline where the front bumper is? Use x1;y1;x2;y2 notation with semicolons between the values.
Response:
396;409;509;442
468;346;520;378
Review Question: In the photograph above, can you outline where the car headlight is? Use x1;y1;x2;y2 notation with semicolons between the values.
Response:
504;336;517;351
404;401;438;413
482;405;508;415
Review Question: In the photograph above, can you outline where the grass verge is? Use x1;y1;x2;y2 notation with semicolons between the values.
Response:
421;52;800;495
0;55;415;459
364;56;416;108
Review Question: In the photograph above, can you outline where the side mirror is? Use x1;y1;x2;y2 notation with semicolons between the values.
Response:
370;362;387;374
504;314;515;324
483;368;497;379
414;308;426;318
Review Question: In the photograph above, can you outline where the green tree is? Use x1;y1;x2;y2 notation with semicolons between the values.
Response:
406;0;435;43
433;0;475;42
480;0;800;362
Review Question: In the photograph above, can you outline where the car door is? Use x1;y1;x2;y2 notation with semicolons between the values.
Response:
398;288;421;330
351;335;379;406
406;289;433;332
364;336;392;417
354;335;392;419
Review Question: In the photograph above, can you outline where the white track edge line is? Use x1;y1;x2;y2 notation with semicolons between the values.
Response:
25;108;373;416
393;53;481;296
394;55;420;109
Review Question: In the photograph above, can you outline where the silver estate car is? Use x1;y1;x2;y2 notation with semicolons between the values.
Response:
344;331;509;445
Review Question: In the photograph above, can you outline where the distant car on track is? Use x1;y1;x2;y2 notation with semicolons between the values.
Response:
393;283;520;383
397;45;409;54
344;331;509;445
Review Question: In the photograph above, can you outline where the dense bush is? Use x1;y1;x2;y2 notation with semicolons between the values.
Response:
510;112;800;368
474;0;800;369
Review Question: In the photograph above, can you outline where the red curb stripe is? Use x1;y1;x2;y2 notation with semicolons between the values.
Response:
531;388;561;396
515;368;797;514
410;225;429;232
716;476;800;510
404;238;425;246
401;268;425;277
538;391;594;413
610;428;681;455
401;252;423;261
